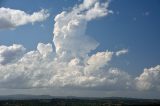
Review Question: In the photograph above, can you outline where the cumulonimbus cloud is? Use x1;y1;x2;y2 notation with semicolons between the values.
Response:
0;7;50;29
0;0;159;92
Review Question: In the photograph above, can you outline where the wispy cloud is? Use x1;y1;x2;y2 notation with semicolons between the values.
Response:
116;49;128;56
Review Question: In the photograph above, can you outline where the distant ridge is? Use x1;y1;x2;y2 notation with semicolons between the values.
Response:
0;95;53;100
0;95;159;100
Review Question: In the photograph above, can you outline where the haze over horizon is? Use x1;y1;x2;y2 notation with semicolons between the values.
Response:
0;0;160;99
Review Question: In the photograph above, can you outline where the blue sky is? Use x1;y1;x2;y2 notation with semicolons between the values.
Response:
0;0;160;98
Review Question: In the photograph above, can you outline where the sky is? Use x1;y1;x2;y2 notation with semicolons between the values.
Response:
0;0;160;99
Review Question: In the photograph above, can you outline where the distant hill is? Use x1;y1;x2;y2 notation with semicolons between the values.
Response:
0;95;53;100
0;95;159;101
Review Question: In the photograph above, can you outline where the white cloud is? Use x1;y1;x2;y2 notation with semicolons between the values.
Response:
135;65;160;91
116;49;128;56
84;51;113;75
0;44;26;65
103;68;131;90
53;0;111;60
0;43;55;88
37;43;53;58
0;7;50;29
0;43;121;89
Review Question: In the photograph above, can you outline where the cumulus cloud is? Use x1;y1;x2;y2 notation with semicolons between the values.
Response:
84;51;113;75
37;43;53;58
0;0;159;93
0;7;50;29
135;65;160;91
0;44;121;89
116;49;128;56
0;44;26;65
